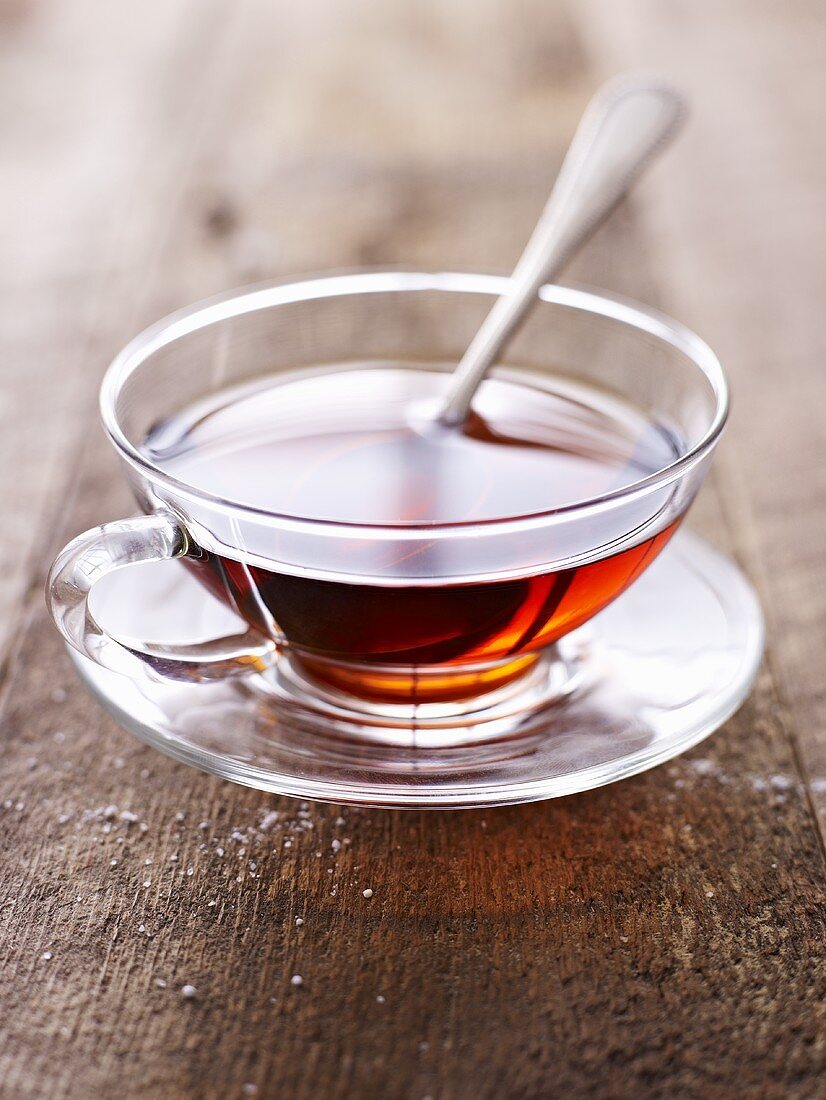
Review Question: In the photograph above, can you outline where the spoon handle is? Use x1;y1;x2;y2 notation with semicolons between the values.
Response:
437;75;687;426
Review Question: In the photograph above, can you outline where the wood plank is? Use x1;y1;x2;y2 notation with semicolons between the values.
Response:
577;0;826;842
0;0;248;661
0;1;824;1098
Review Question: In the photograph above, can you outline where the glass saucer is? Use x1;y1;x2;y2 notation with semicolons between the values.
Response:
71;532;763;808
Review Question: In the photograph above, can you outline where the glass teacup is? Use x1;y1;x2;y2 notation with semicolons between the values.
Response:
47;271;727;746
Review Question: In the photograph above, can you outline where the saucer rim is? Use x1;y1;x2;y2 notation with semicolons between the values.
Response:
68;531;764;809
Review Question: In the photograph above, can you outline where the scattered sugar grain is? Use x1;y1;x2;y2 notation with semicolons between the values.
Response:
690;758;717;777
362;888;373;899
42;951;53;960
290;975;303;987
376;995;385;1004
181;984;197;1000
155;978;167;989
295;917;304;926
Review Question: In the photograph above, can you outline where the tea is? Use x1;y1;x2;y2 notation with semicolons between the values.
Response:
144;367;683;702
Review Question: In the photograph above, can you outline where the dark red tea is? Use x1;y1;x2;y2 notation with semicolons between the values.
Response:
144;367;683;702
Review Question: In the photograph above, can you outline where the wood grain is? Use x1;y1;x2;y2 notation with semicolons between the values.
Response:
579;0;826;844
1;2;824;1098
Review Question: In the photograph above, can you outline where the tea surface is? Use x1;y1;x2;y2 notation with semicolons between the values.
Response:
145;367;678;524
144;367;682;701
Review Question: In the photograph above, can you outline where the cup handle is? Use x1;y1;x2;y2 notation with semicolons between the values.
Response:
46;512;278;682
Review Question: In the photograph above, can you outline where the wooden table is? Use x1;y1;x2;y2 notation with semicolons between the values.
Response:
2;2;824;1096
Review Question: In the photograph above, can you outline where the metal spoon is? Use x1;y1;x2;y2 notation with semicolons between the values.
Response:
437;74;687;427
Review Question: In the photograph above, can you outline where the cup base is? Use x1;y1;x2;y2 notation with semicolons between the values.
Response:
248;642;588;749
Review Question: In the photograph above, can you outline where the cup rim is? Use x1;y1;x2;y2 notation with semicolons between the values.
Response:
100;269;729;534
